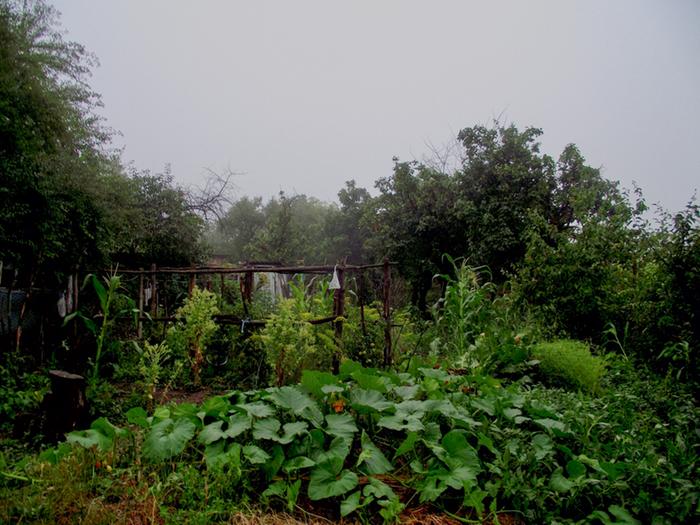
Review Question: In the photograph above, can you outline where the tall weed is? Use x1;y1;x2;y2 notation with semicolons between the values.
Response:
167;287;219;386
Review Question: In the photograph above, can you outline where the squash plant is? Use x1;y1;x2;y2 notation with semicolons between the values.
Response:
63;360;699;523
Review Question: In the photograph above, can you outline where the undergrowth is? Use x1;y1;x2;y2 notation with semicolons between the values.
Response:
1;359;696;524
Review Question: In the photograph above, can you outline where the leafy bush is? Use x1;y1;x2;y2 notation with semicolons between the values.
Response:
532;339;606;392
167;287;219;386
342;303;385;367
133;340;172;411
0;352;49;435
258;296;335;386
205;325;269;390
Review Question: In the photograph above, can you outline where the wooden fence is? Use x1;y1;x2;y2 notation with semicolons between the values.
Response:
114;260;397;369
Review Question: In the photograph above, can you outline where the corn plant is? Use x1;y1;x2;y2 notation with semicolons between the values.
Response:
65;269;136;387
432;258;499;373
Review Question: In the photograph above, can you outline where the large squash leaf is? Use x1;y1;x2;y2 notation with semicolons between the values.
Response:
143;417;196;461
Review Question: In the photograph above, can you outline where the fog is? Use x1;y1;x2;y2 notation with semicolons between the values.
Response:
53;0;700;212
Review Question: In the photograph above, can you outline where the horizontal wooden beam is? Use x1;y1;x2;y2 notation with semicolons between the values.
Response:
121;314;339;327
113;262;397;276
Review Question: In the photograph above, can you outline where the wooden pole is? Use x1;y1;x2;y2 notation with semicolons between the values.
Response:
243;270;253;305
113;261;396;275
73;269;79;338
188;273;196;297
240;274;251;319
332;265;345;374
150;263;157;318
359;269;367;337
382;257;392;368
73;269;79;313
220;274;225;306
137;269;144;338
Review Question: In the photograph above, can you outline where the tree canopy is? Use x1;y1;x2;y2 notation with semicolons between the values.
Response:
0;0;208;285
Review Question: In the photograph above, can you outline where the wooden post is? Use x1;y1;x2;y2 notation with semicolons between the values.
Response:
359;269;367;337
189;273;196;297
137;269;144;338
243;270;253;303
72;270;79;338
332;265;345;374
220;274;225;305
240;273;251;318
241;269;254;317
73;269;79;313
150;263;157;318
382;258;392;368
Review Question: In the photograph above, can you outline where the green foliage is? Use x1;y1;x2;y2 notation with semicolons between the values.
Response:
430;258;530;374
515;182;698;388
143;417;197;462
432;261;498;372
113;169;208;267
368;123;561;310
64;270;136;386
2;358;698;524
167;287;219;385
213;183;374;266
514;197;641;345
215;191;338;264
368;160;462;310
650;203;699;382
0;352;49;434
0;0;112;278
342;303;385;367
532;340;606;393
133;340;170;410
0;0;209;293
258;280;336;386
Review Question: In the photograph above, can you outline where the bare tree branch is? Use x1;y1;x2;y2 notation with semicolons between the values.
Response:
187;167;240;222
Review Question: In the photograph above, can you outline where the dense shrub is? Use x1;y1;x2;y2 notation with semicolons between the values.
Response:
532;339;606;392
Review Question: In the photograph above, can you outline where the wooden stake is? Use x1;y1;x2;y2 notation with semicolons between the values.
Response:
383;257;392;368
189;273;196;297
137;269;144;338
150;263;157;318
333;265;345;374
359;269;367;338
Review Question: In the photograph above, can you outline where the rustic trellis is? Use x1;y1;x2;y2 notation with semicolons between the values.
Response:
116;259;396;369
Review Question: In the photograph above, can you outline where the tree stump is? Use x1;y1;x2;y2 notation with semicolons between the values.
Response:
43;370;88;442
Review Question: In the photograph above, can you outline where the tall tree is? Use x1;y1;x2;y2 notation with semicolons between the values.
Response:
454;124;556;278
368;160;463;309
369;123;561;309
0;0;110;283
325;180;373;264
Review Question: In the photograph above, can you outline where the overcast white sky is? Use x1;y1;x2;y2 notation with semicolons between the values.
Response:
52;0;699;212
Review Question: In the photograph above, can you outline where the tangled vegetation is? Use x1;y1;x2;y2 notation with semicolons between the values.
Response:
1;358;697;524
